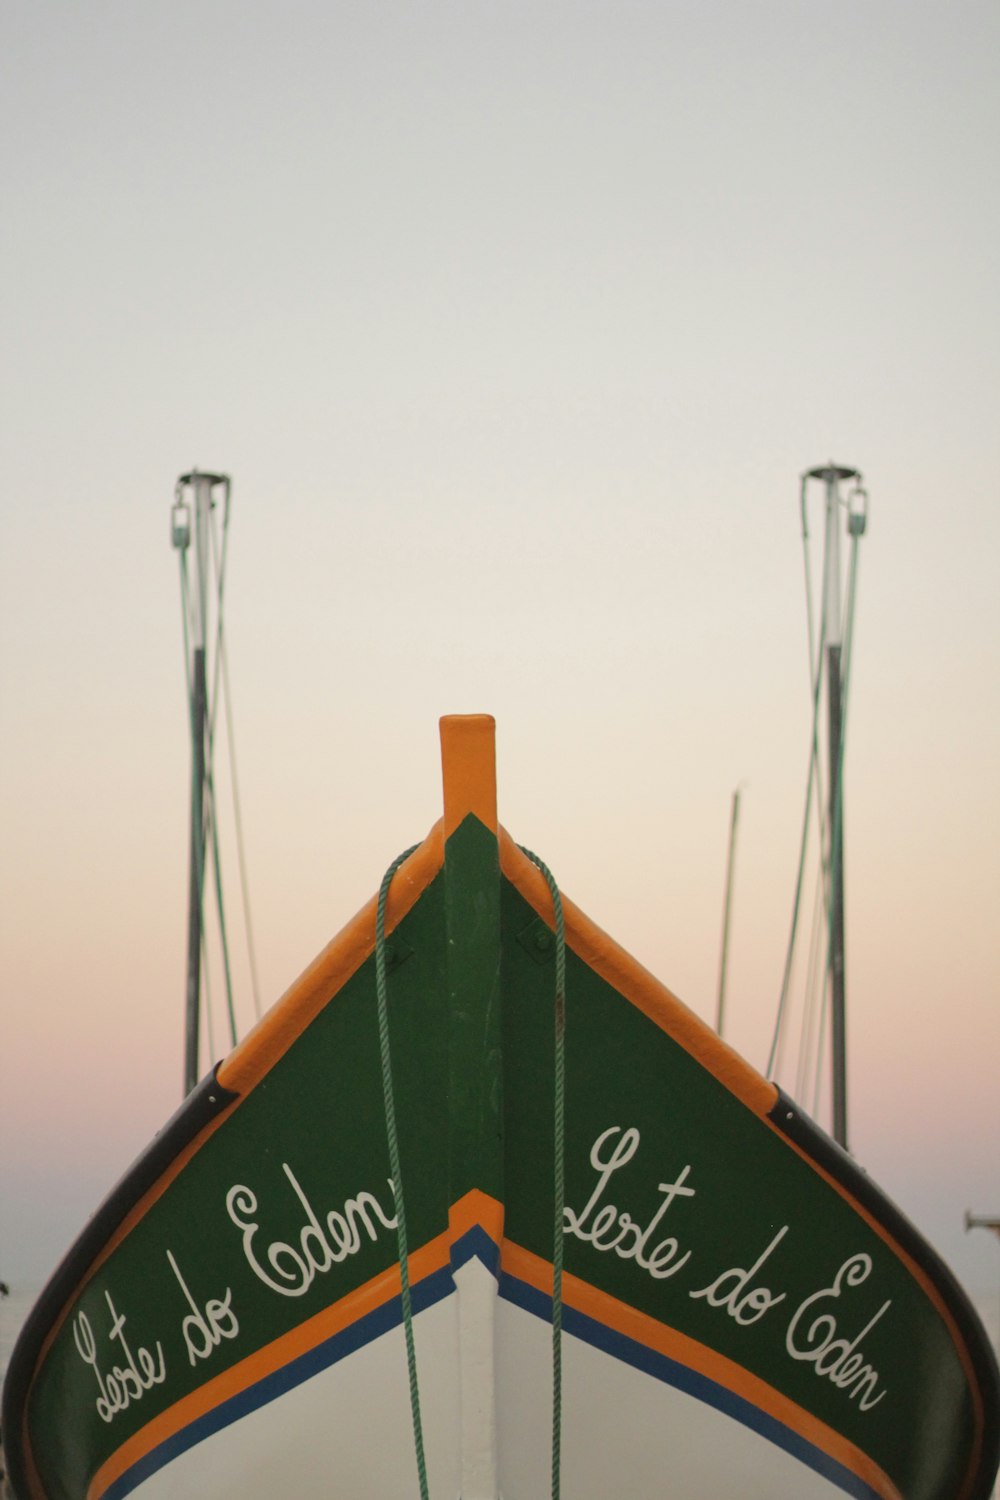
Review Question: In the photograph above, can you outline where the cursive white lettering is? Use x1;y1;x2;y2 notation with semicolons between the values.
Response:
72;1293;166;1424
227;1164;398;1298
564;1127;695;1282
786;1253;890;1411
689;1227;788;1325
167;1250;239;1365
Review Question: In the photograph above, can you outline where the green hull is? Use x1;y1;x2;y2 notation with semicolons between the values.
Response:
3;717;997;1500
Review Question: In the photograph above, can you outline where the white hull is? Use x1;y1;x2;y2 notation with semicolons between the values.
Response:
6;719;996;1500
123;1255;857;1500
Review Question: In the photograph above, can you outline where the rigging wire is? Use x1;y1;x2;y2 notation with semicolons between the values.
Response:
810;915;832;1118
210;489;263;1023
178;514;236;1056
814;509;864;1105
800;478;832;888
767;601;827;1079
175;477;260;1066
201;919;218;1062
202;488;238;1047
177;545;211;1058
768;478;865;1093
798;487;865;1110
795;869;828;1107
206;771;239;1049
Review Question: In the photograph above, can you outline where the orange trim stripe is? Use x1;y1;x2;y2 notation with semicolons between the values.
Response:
18;720;988;1500
501;1238;903;1500
499;824;985;1499
88;1229;451;1499
94;1189;903;1500
440;715;498;838
87;1191;505;1500
498;828;777;1117
450;1187;505;1246
219;821;446;1094
24;826;448;1498
56;829;443;1320
89;1189;900;1500
761;1126;985;1500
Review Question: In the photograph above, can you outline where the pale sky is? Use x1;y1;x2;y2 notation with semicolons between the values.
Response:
1;0;998;1348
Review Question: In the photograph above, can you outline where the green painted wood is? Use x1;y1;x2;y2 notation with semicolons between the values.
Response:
499;871;975;1500
28;868;452;1500
445;814;503;1210
15;824;992;1500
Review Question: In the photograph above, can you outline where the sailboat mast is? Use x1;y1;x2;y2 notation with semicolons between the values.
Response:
810;462;857;1150
715;786;741;1038
175;470;226;1097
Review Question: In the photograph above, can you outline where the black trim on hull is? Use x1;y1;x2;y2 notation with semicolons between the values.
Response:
0;1068;239;1500
3;1073;996;1500
769;1087;1000;1500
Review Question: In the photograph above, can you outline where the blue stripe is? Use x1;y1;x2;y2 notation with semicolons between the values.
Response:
101;1233;883;1500
499;1270;883;1500
101;1260;458;1499
449;1222;501;1278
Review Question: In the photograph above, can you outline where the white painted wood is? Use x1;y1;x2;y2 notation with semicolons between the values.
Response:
454;1256;499;1500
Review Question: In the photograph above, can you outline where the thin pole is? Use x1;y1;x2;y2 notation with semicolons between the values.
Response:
178;470;226;1097
184;646;207;1095
715;787;741;1037
965;1212;1000;1242
808;463;857;1150
966;1212;1000;1354
827;637;847;1148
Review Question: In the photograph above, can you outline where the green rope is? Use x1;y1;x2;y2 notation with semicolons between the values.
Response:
377;839;566;1499
376;845;429;1500
519;846;566;1500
